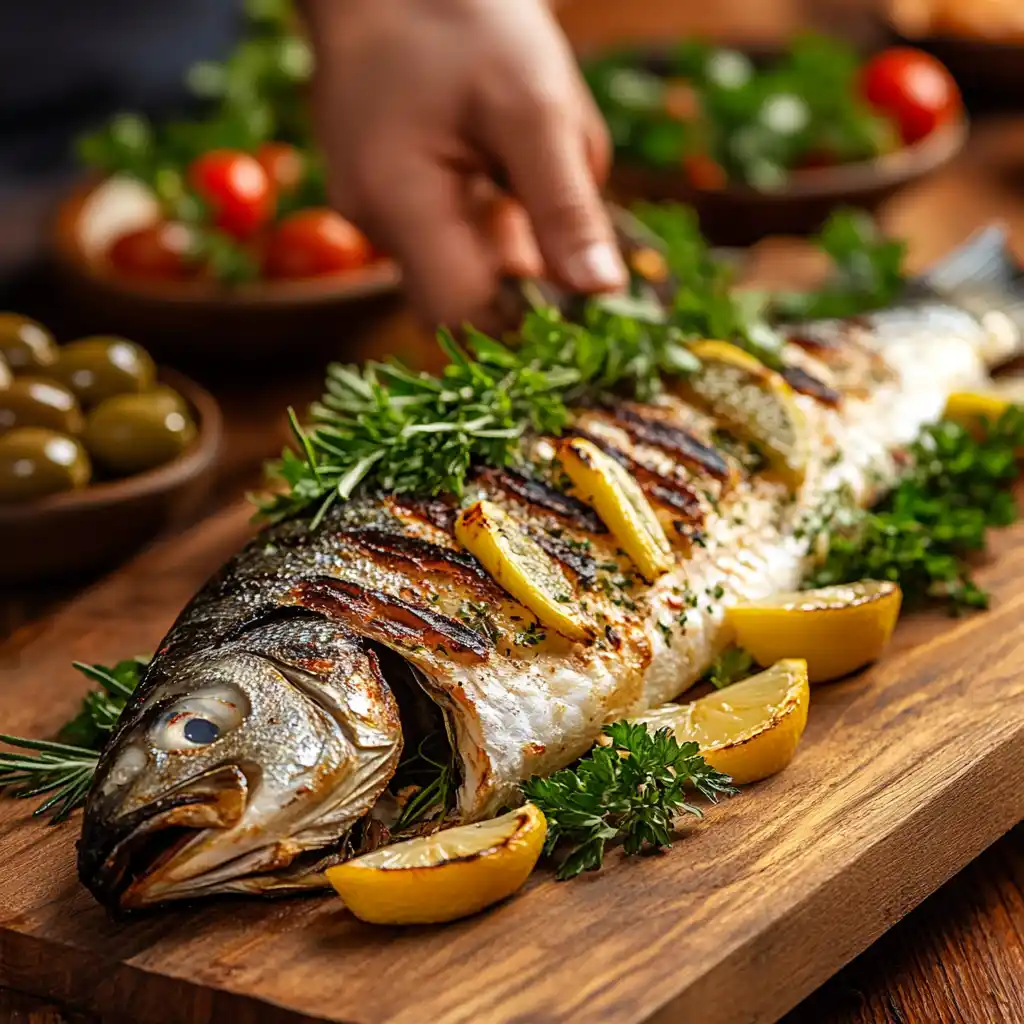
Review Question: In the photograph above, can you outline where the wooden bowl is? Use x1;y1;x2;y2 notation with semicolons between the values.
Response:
0;369;223;584
608;117;967;247
52;177;403;375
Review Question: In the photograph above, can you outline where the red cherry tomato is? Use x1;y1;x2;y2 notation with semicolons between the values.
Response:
683;153;727;191
107;222;196;280
860;47;961;146
187;149;274;239
256;142;305;195
263;209;373;280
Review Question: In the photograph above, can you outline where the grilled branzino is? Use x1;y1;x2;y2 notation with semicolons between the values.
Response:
79;231;1023;909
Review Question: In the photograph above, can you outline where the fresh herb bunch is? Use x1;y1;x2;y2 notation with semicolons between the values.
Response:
585;34;896;188
256;308;702;524
522;720;736;880
0;657;147;823
770;208;906;320
809;410;1024;612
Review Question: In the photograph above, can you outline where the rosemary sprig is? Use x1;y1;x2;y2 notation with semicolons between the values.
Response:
0;737;99;824
522;720;736;880
0;656;147;822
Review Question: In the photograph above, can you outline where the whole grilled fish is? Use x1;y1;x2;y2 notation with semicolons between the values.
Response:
79;227;1024;910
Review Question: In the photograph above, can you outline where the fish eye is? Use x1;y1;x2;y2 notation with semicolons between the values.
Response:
152;690;247;752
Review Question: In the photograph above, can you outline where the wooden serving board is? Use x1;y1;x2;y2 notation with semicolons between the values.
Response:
2;502;1024;1024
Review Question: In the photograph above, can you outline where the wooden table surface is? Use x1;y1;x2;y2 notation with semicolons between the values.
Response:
4;4;1024;1023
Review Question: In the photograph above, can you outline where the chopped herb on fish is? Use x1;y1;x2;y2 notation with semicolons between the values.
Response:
522;721;737;880
703;647;758;690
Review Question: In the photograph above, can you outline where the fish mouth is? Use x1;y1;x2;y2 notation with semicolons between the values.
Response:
78;764;250;911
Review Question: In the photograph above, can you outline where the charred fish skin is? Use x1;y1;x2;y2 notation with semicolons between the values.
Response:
79;228;1024;910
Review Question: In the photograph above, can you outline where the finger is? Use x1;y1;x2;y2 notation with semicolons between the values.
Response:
578;82;613;186
361;158;498;328
488;196;544;279
484;98;626;295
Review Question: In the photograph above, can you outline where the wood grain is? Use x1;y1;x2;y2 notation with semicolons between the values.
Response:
2;493;1024;1023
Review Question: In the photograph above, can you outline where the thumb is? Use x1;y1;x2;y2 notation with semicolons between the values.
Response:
486;100;626;295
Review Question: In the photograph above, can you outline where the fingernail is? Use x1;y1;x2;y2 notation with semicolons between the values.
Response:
565;242;627;292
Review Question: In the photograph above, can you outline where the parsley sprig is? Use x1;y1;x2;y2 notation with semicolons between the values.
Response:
522;721;737;880
0;657;147;823
809;410;1024;612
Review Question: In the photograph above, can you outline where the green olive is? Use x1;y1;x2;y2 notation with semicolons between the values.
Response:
52;336;156;408
84;390;197;476
0;427;92;503
0;313;58;375
0;378;84;436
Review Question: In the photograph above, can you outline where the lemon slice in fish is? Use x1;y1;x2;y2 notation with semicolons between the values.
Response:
630;659;809;785
681;340;810;488
326;804;547;925
558;436;672;583
455;500;595;643
726;580;902;683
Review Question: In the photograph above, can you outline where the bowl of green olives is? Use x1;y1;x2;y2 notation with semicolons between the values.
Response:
0;313;223;582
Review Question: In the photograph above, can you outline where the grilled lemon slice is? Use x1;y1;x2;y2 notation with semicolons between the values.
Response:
726;580;901;683
631;659;809;785
455;500;595;643
558;437;672;582
944;384;1024;431
681;340;809;488
326;804;547;925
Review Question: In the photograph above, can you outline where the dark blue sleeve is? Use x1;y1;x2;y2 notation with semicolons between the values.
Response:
0;0;244;190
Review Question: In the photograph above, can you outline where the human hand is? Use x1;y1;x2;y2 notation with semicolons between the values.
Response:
301;0;625;328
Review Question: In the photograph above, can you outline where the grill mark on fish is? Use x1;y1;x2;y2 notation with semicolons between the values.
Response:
531;530;598;586
342;528;493;583
780;366;842;407
611;408;730;481
219;605;328;645
787;330;839;354
290;577;492;662
572;428;705;526
474;466;607;534
387;496;458;534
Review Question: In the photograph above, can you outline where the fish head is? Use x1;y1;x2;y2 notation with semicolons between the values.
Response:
78;634;402;910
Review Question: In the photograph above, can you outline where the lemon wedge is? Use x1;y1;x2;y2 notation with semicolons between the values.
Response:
558;436;673;582
455;500;594;643
326;804;547;925
631;659;809;784
681;340;809;488
944;386;1024;432
726;580;902;683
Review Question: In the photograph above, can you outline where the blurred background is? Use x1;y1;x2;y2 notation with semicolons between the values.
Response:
3;0;1024;597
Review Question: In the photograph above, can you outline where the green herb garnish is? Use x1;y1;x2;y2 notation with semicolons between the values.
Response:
770;209;906;321
809;410;1024;613
523;721;736;880
703;647;757;689
0;657;147;823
